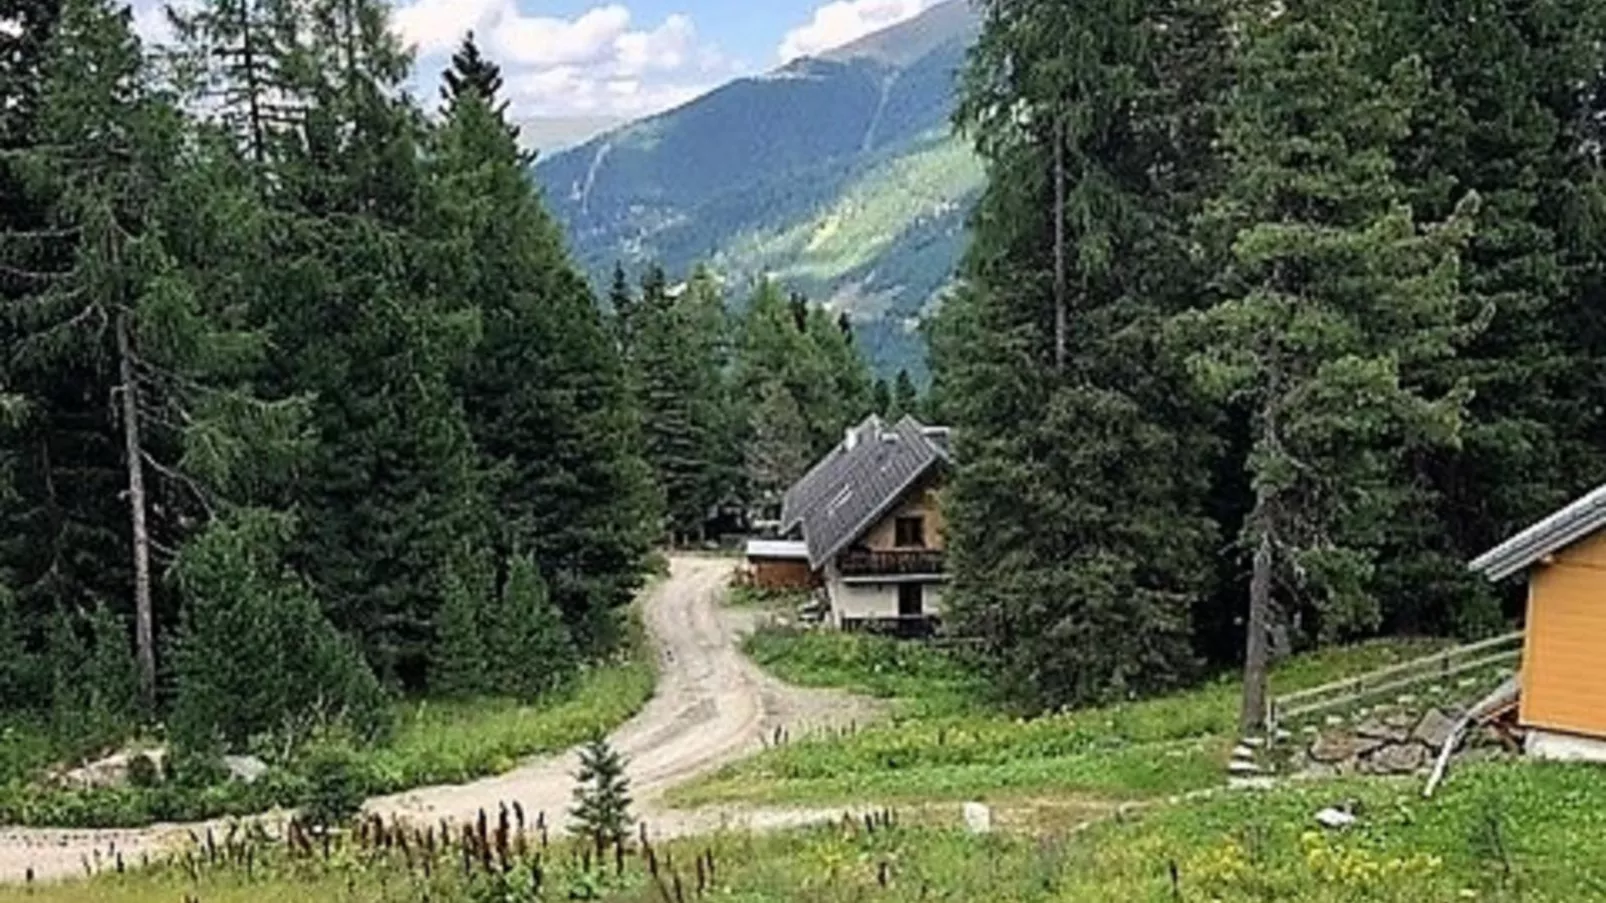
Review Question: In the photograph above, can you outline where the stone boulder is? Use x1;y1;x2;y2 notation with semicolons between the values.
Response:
1363;743;1427;775
1355;718;1410;744
1412;708;1461;751
224;754;270;785
1310;731;1386;763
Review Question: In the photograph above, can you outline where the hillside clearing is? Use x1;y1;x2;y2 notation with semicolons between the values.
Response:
670;628;1451;808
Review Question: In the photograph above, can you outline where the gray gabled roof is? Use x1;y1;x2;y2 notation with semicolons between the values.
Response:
1469;483;1606;581
795;416;951;570
779;415;881;536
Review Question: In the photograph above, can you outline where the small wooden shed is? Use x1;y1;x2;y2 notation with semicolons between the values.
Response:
743;539;816;591
1471;484;1606;761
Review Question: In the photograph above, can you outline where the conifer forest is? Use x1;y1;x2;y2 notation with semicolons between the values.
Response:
0;0;872;794
2;0;1606;879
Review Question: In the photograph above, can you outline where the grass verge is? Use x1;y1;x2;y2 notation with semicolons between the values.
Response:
669;629;1447;808
5;760;1601;901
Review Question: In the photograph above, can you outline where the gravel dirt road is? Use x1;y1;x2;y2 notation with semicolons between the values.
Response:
0;555;882;883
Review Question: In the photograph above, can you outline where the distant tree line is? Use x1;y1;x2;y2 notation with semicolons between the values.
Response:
933;0;1606;725
610;264;877;541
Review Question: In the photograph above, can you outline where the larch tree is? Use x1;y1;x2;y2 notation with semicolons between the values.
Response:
1187;0;1479;730
5;0;303;708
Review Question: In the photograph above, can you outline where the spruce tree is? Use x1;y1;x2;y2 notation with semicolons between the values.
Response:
872;378;892;417
890;369;919;421
1377;0;1606;635
1187;0;1478;729
432;49;652;656
934;0;1231;709
634;264;735;542
439;32;519;149
570;735;632;858
488;552;576;700
430;553;490;698
169;509;389;753
5;0;304;708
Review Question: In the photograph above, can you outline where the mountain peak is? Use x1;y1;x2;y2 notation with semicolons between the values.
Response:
817;1;980;70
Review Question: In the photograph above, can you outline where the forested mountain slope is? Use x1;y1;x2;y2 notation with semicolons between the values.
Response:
533;1;983;378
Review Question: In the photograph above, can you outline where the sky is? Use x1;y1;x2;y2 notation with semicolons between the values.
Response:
127;0;942;125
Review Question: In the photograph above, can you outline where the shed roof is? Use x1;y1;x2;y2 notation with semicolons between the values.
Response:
745;539;809;560
1469;483;1606;581
796;416;951;570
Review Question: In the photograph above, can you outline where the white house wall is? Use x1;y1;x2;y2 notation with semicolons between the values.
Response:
1526;728;1606;763
827;580;943;626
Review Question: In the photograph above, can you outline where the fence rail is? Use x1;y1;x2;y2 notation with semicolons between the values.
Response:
1266;631;1523;740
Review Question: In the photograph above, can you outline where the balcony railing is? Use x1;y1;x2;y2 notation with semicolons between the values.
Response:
837;548;947;577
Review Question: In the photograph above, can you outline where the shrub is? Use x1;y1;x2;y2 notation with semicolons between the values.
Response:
297;737;369;829
125;752;160;789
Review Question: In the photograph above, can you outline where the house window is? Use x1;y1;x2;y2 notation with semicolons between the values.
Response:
898;583;924;618
894;516;926;548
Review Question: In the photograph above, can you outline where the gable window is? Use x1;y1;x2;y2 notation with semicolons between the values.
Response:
894;516;925;548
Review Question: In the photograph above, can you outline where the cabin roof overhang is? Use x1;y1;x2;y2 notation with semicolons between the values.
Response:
1469;483;1606;581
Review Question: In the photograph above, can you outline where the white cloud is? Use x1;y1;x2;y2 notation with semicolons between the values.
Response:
392;1;739;120
391;0;508;58
779;0;934;62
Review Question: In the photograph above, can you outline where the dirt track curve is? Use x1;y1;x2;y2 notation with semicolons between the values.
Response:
0;555;881;883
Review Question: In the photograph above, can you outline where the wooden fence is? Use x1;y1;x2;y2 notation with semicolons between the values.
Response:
1266;631;1524;741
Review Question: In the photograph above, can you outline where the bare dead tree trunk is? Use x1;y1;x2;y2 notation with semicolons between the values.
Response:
117;312;156;709
1052;114;1068;373
1240;498;1273;733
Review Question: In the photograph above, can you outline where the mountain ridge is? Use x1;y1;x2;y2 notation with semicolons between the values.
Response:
533;1;983;377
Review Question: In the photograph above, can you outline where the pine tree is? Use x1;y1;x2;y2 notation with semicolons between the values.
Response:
1186;0;1478;729
569;735;632;858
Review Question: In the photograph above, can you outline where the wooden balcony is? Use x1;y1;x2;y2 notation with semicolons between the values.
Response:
836;548;947;577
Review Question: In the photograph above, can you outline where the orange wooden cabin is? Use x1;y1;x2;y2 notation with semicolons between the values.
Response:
1471;484;1606;760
